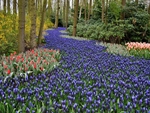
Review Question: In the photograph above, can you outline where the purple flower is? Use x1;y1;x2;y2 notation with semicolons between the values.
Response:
73;103;78;109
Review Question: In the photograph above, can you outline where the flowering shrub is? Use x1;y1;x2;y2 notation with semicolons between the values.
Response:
0;48;61;77
0;12;18;55
0;12;54;55
0;28;150;113
126;42;150;59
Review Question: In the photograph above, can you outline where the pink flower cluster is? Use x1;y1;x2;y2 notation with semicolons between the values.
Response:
126;42;150;51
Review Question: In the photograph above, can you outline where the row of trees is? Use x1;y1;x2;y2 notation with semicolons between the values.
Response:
71;0;150;35
51;0;148;37
67;0;150;43
0;0;62;53
18;0;48;52
0;0;150;54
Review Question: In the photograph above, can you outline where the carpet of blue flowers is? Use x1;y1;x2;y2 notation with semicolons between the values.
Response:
0;27;150;113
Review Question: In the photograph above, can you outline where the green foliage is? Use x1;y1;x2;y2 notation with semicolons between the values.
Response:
129;49;150;59
123;2;150;42
93;0;102;20
107;1;121;21
67;19;134;43
0;102;16;113
68;1;150;44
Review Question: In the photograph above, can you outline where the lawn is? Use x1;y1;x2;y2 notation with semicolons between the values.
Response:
0;27;150;113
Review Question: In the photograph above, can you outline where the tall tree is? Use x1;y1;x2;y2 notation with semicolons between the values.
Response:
65;0;69;27
30;0;37;49
0;0;1;10
36;0;38;10
18;0;25;52
105;0;108;24
63;0;66;27
101;0;105;22
72;0;79;36
54;0;60;28
13;0;17;14
3;0;6;14
88;0;92;20
28;0;31;15
7;0;10;13
79;0;83;19
37;0;42;16
48;0;52;19
121;0;126;20
83;0;87;22
37;0;47;46
72;0;74;9
148;3;150;14
135;0;138;5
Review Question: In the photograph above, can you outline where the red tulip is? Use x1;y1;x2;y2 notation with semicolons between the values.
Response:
40;67;44;71
7;69;11;74
13;51;16;55
33;63;36;69
4;65;8;69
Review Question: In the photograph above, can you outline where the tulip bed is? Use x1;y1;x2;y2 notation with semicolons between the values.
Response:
0;48;61;77
0;27;150;113
126;42;150;59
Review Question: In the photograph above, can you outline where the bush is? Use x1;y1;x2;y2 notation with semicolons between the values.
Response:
67;20;133;43
0;48;61;77
0;13;18;55
67;1;150;44
0;12;54;56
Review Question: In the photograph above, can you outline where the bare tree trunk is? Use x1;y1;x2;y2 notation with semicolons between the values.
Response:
37;0;42;16
7;0;10;13
28;0;31;15
63;0;66;27
37;0;47;46
88;0;92;20
36;0;38;10
105;0;108;24
121;0;126;20
72;0;79;36
18;0;25;52
91;0;94;15
102;0;105;22
84;0;87;23
66;0;69;27
79;0;83;19
48;0;52;19
72;0;74;9
0;0;1;10
30;0;37;49
54;0;60;28
13;0;17;14
3;0;6;14
135;0;138;5
148;3;150;14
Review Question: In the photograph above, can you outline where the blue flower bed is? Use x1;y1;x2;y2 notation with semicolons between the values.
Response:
0;27;150;112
